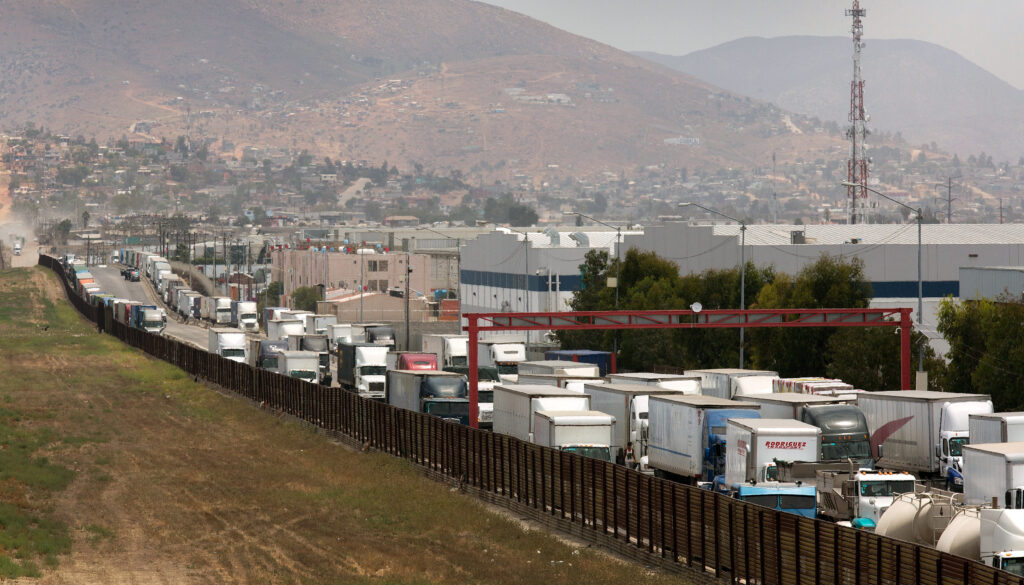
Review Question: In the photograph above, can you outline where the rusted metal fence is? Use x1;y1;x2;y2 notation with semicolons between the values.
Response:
38;255;1024;584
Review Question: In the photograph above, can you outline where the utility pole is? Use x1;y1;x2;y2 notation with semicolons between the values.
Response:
772;151;778;224
405;252;411;350
947;176;953;223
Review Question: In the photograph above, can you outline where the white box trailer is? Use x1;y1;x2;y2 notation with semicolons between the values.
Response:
857;391;993;476
303;314;337;335
684;368;777;400
647;395;761;482
492;384;591;443
582;383;683;462
533;410;616;462
517;373;606;393
773;377;855;395
517;360;601;378
970;413;1024;445
724;418;821;487
963;442;1024;506
266;318;305;341
606;372;701;395
744;393;855;420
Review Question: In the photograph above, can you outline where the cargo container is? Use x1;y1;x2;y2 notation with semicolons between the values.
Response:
544;349;613;376
684;368;778;400
647;395;761;483
516;373;606;393
517;360;601;378
492;384;591;443
857;391;993;487
533;411;616;461
963;442;1024;506
582;383;682;464
606;372;701;394
970;413;1024;445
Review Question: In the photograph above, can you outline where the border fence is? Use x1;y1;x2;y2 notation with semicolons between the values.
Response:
38;254;1023;585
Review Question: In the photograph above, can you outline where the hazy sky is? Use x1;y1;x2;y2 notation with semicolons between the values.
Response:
481;1;1024;89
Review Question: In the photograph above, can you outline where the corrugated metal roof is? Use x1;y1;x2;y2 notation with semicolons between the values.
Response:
707;224;1024;246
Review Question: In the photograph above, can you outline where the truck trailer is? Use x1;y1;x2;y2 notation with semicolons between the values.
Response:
533;410;616;461
492;384;591;443
970;413;1024;445
963;442;1024;506
517;360;601;378
684;368;778;400
646;395;761;483
606;372;701;394
582;383;682;465
857;390;993;487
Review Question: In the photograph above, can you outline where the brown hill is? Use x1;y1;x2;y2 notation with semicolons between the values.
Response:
0;0;842;179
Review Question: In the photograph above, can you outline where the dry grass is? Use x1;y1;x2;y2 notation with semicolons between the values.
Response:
1;266;684;584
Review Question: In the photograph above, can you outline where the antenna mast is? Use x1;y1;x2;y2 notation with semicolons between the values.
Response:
845;0;869;224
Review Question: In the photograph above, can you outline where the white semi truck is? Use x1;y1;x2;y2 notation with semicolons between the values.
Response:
201;296;233;324
209;328;247;363
492;384;591;443
533;411;616;462
683;368;778;400
266;318;305;341
857;390;993;488
230;300;259;331
422;334;469;368
276;350;319;383
477;338;527;383
337;342;389;400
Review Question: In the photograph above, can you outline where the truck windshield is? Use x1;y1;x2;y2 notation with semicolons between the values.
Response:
744;495;779;508
779;495;816;510
424;401;469;424
478;390;494;404
450;356;468;367
262;357;279;370
423;377;467;398
1001;557;1024;577
240;313;258;320
859;480;915;497
948;437;968;457
217;309;231;314
821;439;872;461
496;363;518;375
319;354;329;367
222;349;246;358
561;446;610;462
290;371;317;381
143;320;163;329
360;366;387;376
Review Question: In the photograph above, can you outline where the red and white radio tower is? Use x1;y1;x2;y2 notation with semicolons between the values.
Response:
845;0;869;224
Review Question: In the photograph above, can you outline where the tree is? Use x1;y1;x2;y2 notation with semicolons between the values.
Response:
748;255;872;377
81;210;90;229
825;327;943;391
258;281;283;312
291;286;321;312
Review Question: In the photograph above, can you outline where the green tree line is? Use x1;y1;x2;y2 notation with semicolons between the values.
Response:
556;249;942;391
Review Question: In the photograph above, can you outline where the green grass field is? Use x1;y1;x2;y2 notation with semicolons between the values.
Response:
0;266;685;584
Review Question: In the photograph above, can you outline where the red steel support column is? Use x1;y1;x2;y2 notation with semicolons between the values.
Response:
468;317;479;429
900;308;912;390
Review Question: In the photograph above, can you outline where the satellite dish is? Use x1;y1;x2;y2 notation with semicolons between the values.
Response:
690;302;703;313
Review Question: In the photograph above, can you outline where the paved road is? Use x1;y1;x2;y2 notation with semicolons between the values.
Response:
90;265;210;350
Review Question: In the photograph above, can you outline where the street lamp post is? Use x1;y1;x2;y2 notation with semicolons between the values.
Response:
842;181;924;373
679;202;747;368
574;212;622;359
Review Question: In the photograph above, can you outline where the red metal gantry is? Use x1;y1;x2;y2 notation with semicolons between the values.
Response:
463;308;913;429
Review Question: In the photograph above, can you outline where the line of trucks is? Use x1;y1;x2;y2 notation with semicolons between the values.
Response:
62;255;168;334
52;255;1024;574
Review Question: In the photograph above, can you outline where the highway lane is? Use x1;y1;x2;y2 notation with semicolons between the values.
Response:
89;265;210;350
